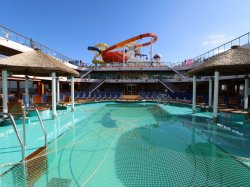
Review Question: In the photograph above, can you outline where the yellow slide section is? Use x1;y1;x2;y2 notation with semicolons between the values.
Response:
92;44;109;64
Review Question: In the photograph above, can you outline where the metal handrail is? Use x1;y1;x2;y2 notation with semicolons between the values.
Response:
80;66;95;79
158;79;174;93
0;112;25;162
25;107;47;147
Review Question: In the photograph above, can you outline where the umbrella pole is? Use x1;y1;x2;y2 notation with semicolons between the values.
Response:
25;76;29;108
213;71;219;123
71;76;74;112
57;77;60;104
208;76;213;108
244;78;248;110
192;75;196;113
52;72;57;119
2;70;8;113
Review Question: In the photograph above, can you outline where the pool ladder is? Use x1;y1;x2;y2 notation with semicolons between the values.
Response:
0;107;47;162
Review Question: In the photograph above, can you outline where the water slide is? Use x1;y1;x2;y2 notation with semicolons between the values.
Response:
88;33;158;64
88;44;109;64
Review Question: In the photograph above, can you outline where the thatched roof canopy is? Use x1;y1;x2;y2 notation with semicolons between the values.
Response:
188;47;250;76
0;49;79;77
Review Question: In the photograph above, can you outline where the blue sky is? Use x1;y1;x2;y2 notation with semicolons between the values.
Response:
1;0;250;64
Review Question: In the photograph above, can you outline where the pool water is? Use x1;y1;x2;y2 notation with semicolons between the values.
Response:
1;102;250;186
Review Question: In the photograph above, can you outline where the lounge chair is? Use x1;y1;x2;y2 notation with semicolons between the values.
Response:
59;95;71;106
218;96;226;108
46;95;52;104
7;102;27;118
33;95;43;105
228;97;240;108
197;96;206;106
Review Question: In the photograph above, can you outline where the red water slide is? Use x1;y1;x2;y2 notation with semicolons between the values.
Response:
101;33;158;63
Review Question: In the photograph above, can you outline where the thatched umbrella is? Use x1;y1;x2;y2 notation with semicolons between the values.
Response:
0;49;79;118
187;47;250;122
188;47;250;76
0;49;79;77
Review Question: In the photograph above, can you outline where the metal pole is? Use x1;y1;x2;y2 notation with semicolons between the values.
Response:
25;76;29;108
0;112;26;162
209;76;213;107
213;71;219;123
2;70;8;113
192;76;197;113
34;108;47;146
123;47;125;66
22;112;26;146
244;78;248;110
56;77;60;104
71;76;74;112
52;72;57;119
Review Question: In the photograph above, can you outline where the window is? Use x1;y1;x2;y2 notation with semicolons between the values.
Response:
221;84;227;91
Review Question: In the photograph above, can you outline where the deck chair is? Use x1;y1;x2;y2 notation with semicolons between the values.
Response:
46;95;52;104
228;97;240;108
33;95;51;109
196;96;204;104
59;95;71;106
218;96;226;108
7;102;28;119
33;95;43;105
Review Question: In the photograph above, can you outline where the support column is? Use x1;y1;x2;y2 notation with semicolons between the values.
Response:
2;70;8;113
213;71;219;123
56;78;60;104
244;78;248;110
192;75;197;113
71;76;74;112
52;72;57;119
25;76;29;108
209;76;213;107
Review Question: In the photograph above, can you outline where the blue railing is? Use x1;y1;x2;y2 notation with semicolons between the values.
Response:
0;24;74;62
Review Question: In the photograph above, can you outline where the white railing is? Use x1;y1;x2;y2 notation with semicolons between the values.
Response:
0;24;74;63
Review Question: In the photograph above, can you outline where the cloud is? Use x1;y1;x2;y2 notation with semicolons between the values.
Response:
203;34;226;46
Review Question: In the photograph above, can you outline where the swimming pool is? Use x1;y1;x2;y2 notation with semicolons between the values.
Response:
1;102;250;186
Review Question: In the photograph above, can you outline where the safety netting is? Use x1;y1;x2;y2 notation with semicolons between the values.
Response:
1;103;250;187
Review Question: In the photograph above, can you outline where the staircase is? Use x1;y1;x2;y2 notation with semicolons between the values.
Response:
158;79;180;93
166;65;186;78
80;67;95;79
87;79;106;93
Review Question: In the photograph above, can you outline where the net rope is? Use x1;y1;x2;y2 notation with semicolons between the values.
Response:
1;104;250;186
